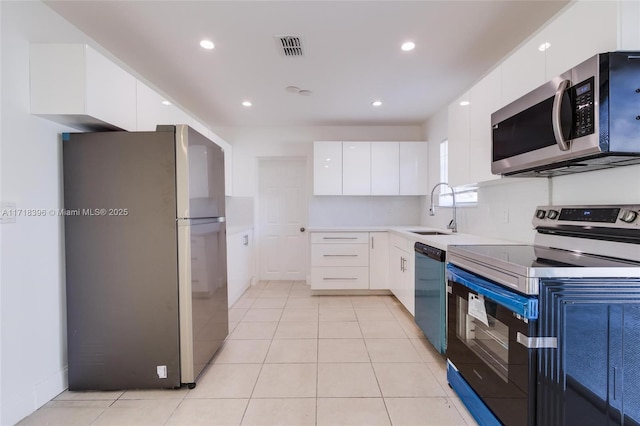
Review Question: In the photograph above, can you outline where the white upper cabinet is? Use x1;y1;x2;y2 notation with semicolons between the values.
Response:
369;232;390;289
371;142;400;195
447;92;471;187
136;81;189;131
314;141;427;196
500;37;547;107
468;68;502;184
209;133;233;197
541;1;618;79
314;141;343;195
399;142;429;195
30;44;136;131
343;142;372;195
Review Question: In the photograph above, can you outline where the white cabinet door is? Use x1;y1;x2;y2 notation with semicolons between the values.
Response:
468;69;502;184
403;251;415;316
389;245;413;315
389;245;405;300
500;37;546;107
342;142;371;195
399;142;429;195
227;230;254;307
371;142;399;195
30;44;137;131
369;232;389;290
447;92;471;187
542;1;618;79
136;80;188;131
210;136;233;197
314;141;343;195
84;47;137;131
388;234;414;315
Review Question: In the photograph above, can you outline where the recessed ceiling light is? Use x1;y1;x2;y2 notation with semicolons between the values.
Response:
538;42;551;52
298;89;312;96
161;100;172;106
200;39;215;50
242;100;252;107
286;86;300;93
372;100;382;107
401;41;415;51
459;101;470;106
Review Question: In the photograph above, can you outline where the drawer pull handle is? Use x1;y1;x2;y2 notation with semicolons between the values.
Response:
323;237;358;240
322;277;358;280
323;254;358;257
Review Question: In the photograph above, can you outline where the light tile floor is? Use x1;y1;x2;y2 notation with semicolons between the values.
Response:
18;280;478;426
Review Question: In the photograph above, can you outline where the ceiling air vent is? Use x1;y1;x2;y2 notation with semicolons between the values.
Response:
276;36;303;57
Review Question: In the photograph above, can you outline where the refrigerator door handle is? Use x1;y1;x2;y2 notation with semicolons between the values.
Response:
178;217;226;226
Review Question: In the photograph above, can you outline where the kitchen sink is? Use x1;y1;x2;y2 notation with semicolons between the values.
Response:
409;231;450;236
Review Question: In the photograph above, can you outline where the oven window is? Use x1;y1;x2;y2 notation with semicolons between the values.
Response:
456;295;509;382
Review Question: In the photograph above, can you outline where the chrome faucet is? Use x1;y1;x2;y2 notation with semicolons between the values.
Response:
429;182;457;233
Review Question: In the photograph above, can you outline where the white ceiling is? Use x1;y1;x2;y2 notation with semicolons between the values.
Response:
45;1;569;128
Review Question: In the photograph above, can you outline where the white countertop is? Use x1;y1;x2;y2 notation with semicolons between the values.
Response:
308;226;516;251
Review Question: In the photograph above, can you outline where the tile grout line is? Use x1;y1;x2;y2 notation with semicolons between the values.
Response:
238;280;284;426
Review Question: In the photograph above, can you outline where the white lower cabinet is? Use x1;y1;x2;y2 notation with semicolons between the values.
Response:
310;231;390;290
389;233;415;315
369;232;389;289
227;230;255;307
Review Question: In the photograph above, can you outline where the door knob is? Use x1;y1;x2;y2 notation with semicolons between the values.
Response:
300;227;306;232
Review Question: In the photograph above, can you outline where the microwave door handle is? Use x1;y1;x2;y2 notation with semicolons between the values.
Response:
552;79;571;151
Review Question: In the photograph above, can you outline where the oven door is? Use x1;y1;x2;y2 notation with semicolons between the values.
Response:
447;265;538;426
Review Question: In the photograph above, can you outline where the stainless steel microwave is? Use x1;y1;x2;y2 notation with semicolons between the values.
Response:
491;51;640;177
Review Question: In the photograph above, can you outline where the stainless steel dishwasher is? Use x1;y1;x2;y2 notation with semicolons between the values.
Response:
414;242;446;354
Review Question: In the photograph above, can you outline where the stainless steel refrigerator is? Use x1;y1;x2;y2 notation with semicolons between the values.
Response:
63;125;228;390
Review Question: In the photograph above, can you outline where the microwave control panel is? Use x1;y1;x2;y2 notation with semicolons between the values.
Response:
572;77;595;138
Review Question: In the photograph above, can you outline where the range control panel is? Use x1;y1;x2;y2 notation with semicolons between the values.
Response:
533;205;639;228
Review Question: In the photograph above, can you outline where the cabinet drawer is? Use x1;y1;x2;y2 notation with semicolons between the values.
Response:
311;267;369;290
311;232;369;244
311;244;369;267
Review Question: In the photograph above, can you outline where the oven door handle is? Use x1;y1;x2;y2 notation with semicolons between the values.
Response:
516;332;557;349
446;264;538;320
552;79;571;151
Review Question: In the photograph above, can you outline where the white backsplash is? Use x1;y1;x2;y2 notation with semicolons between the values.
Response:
421;178;550;243
309;196;421;227
551;165;640;205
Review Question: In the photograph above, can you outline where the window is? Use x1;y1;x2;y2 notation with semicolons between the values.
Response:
438;139;478;206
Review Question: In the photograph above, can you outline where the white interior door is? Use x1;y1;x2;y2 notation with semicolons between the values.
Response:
258;158;308;281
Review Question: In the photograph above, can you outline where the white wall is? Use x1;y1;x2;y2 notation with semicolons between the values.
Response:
0;2;4;422
0;3;97;424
